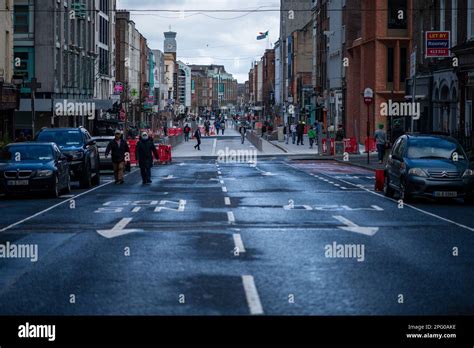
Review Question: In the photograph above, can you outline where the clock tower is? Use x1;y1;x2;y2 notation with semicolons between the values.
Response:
164;31;177;58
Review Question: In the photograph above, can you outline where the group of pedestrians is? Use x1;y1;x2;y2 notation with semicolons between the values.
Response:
105;129;160;185
283;121;310;146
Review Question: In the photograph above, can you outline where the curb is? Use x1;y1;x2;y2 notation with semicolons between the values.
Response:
333;158;384;172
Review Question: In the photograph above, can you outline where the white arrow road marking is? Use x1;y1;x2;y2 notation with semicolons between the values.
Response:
333;215;379;236
242;275;263;315
97;218;143;239
233;233;246;253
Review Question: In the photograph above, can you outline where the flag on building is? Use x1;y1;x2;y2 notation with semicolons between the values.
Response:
257;31;269;40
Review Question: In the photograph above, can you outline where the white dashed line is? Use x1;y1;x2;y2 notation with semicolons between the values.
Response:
227;211;235;223
132;207;141;213
242;275;264;315
222;187;228;192
224;197;231;205
233;233;246;253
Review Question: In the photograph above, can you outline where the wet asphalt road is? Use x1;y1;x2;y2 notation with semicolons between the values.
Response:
0;152;473;315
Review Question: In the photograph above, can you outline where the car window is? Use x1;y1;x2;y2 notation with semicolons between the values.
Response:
0;145;54;162
37;131;83;147
391;138;403;157
407;138;466;160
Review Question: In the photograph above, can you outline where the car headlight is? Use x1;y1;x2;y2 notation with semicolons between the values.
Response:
37;170;53;177
408;168;428;177
463;169;474;178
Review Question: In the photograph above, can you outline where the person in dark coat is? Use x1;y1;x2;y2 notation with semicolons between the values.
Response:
105;130;130;184
194;127;202;150
135;132;159;184
296;121;305;146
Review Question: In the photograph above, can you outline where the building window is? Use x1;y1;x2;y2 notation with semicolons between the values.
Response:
400;47;407;82
387;47;394;83
388;0;407;29
14;5;29;33
469;0;474;40
13;48;34;89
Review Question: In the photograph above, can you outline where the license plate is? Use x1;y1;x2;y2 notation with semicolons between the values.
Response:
7;180;29;186
434;191;457;198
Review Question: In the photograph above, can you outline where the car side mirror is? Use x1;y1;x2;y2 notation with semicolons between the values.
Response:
85;140;96;148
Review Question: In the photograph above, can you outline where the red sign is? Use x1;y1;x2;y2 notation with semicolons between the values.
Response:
425;31;450;58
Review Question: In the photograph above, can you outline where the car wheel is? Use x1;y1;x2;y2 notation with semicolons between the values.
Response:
50;175;60;198
63;174;71;194
464;195;474;205
399;178;413;202
383;173;395;198
80;161;92;189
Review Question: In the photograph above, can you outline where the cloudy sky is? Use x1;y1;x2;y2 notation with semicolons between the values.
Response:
116;0;280;83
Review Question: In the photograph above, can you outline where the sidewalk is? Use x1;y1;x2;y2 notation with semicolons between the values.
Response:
268;134;321;155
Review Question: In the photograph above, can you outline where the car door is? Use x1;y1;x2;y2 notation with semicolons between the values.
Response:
387;138;401;186
391;138;406;189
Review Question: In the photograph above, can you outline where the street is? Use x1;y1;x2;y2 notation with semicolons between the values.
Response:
0;134;473;316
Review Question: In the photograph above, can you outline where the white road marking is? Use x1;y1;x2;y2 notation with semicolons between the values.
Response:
233;233;246;253
218;171;222;175
324;171;474;233
242;275;264;315
212;138;217;155
97;218;143;239
333;215;379;236
224;197;231;205
227;211;235;224
132;207;141;213
341;187;347;190
0;171;136;233
60;195;75;198
220;180;225;184
222;187;228;193
162;175;175;180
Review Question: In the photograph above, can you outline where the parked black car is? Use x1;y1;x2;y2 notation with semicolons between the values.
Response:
0;143;71;198
35;127;100;188
383;134;474;203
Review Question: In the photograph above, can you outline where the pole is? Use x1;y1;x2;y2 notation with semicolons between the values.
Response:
31;89;35;136
367;103;370;164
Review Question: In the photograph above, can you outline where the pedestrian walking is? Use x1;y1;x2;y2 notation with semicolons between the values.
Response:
105;130;130;184
136;132;159;185
308;127;316;149
290;123;297;144
261;124;267;138
374;124;387;164
220;120;226;135
194;127;202;150
204;121;210;137
335;124;345;141
184;124;191;142
239;124;247;144
296;122;305;146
